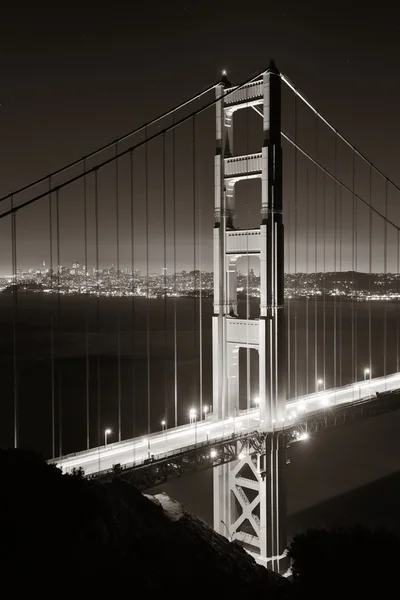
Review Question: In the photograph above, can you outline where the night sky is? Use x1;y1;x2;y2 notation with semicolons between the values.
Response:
2;1;400;533
1;2;400;273
1;2;399;190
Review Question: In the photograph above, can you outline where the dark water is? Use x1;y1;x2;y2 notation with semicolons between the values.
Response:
0;293;399;459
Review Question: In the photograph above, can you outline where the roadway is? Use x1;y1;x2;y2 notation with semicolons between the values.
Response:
52;371;400;477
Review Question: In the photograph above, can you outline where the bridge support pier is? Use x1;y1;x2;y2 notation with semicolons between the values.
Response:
213;432;288;573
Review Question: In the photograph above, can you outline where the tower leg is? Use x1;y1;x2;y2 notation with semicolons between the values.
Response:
213;433;288;573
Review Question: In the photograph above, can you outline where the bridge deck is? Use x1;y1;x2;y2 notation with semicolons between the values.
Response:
52;372;400;478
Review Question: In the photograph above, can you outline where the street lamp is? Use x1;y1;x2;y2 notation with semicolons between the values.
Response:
104;428;111;446
203;405;209;419
254;397;260;407
189;408;197;424
317;378;324;388
364;367;371;381
161;420;167;449
143;437;150;458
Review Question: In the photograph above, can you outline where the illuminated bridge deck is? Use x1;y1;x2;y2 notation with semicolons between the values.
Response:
52;372;400;478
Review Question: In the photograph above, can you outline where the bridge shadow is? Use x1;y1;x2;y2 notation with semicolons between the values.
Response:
288;469;400;541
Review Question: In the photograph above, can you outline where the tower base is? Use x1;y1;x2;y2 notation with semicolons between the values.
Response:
213;432;288;574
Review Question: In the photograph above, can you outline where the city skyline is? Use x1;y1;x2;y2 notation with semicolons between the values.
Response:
2;258;399;301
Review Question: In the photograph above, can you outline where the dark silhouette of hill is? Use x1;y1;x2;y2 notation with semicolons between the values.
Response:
288;525;400;598
0;449;289;597
2;448;399;597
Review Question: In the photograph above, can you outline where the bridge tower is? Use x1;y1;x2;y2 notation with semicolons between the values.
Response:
212;61;287;572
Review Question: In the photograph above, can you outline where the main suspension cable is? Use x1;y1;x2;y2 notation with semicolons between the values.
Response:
1;67;275;221
0;84;218;205
281;73;400;196
281;132;400;235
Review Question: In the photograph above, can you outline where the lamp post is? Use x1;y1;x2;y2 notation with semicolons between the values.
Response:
189;409;197;444
203;405;209;420
104;428;112;447
161;420;167;449
143;438;150;458
189;408;197;425
317;378;324;390
364;368;371;381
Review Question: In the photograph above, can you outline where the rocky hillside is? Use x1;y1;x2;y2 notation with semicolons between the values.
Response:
0;449;290;597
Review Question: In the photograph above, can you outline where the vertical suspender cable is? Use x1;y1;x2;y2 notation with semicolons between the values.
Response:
384;180;388;384
198;147;203;420
322;173;326;390
11;196;18;448
145;133;151;435
58;371;62;457
83;161;90;450
172;121;178;427
354;163;358;384
94;169;101;446
194;116;203;419
115;146;122;442
314;117;318;391
49;183;55;457
333;137;337;388
56;190;62;456
339;184;343;386
192;116;198;416
130;149;136;456
163;132;168;424
294;95;298;397
368;167;372;379
351;152;356;384
286;145;291;399
305;169;309;394
397;229;400;373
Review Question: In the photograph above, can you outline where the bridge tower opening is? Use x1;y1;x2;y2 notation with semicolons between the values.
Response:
212;61;287;572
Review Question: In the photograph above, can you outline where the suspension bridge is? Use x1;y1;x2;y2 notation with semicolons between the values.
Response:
1;60;400;573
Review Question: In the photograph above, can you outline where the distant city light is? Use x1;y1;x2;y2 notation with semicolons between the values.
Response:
2;264;397;300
